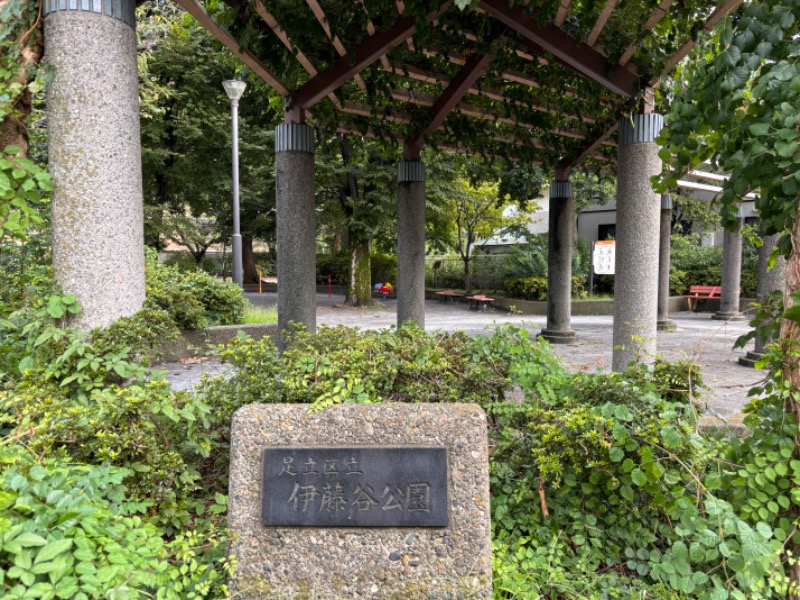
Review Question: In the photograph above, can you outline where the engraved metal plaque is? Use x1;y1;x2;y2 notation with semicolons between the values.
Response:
261;447;448;527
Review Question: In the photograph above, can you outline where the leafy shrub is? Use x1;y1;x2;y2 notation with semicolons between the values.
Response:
500;235;548;280
0;445;166;598
163;251;219;275
0;292;177;393
145;249;245;329
490;346;784;598
370;252;397;285
504;275;585;300
668;233;759;296
315;252;350;284
4;377;234;536
0;445;232;599
199;324;512;411
317;252;398;286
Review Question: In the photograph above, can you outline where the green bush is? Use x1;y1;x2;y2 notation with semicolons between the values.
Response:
316;252;350;284
4;379;233;535
163;251;219;275
0;445;166;598
145;249;245;329
317;252;398;286
504;276;585;300
199;324;511;410
490;358;783;599
0;445;232;599
370;252;397;285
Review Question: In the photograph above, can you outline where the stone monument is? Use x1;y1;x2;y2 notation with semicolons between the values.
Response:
228;403;492;598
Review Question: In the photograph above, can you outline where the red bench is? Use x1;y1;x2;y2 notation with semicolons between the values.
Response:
435;291;465;303
466;294;495;311
684;285;721;311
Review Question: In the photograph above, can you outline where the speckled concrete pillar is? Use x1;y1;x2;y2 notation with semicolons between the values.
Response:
541;180;577;344
397;162;426;328
740;231;786;366
612;114;663;372
714;215;745;321
276;124;316;344
45;1;143;329
657;195;675;331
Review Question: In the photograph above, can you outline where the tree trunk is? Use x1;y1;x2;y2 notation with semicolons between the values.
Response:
344;237;376;307
190;247;206;266
0;7;43;156
463;255;472;291
242;236;259;284
330;228;343;254
785;200;800;600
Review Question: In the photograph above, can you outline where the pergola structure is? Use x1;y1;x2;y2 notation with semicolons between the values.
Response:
42;0;741;369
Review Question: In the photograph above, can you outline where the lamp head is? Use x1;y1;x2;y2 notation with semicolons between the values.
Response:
223;79;247;101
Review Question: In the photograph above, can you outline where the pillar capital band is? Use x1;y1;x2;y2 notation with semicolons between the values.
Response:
661;194;673;210
398;161;426;183
43;0;135;27
549;180;573;199
619;113;664;147
275;123;315;154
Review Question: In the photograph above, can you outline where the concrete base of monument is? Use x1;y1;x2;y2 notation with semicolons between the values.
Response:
228;403;492;599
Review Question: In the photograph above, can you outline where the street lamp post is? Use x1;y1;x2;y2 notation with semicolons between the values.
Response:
222;79;247;287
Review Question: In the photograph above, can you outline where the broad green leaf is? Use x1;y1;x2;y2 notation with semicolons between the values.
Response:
35;540;72;564
15;533;47;548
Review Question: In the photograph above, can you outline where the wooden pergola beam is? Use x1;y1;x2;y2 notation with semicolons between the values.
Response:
618;0;673;66
253;2;342;108
479;0;640;98
652;0;742;85
388;88;590;140
383;63;597;123
586;0;618;47
554;0;572;27
306;0;367;91
173;0;289;96
405;53;494;158
255;2;317;76
562;120;618;169
289;0;452;118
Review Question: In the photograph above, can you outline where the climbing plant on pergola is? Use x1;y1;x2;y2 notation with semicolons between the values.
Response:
175;0;740;169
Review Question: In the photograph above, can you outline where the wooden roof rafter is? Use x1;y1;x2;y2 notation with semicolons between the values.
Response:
478;0;641;98
253;1;341;107
173;0;290;96
618;0;673;66
287;0;454;121
176;0;729;165
554;0;572;27
586;0;618;48
405;53;494;158
305;0;367;92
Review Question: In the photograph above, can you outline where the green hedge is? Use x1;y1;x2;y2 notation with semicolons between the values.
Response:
145;249;245;329
504;275;585;300
316;252;398;285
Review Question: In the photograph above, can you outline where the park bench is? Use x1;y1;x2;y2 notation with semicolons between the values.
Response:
466;294;495;311
435;291;464;303
684;285;721;311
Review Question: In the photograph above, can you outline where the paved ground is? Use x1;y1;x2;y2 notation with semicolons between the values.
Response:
164;292;764;420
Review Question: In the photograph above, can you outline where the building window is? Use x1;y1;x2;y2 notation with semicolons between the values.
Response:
598;224;616;240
